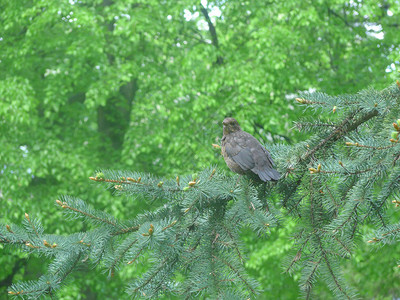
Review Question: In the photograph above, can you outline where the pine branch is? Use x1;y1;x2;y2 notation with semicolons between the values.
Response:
301;108;377;163
108;237;138;277
128;258;169;295
318;238;352;300
212;255;257;296
112;225;140;236
3;84;400;299
56;198;118;228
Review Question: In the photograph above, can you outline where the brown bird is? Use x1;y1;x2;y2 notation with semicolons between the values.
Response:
221;117;280;182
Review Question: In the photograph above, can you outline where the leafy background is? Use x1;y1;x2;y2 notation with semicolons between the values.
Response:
1;0;399;298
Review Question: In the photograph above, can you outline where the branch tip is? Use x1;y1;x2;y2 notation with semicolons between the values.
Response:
6;224;13;233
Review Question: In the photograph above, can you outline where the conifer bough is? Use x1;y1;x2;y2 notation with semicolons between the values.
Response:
1;83;400;299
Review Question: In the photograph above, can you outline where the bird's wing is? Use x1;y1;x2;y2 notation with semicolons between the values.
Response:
261;145;275;167
252;144;280;181
224;132;256;171
237;132;280;181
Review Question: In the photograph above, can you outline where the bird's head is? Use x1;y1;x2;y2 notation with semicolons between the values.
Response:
222;117;241;135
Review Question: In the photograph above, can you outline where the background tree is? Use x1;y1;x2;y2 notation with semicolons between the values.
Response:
1;0;400;299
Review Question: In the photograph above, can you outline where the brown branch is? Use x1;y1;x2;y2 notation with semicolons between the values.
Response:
319;167;373;175
346;142;398;150
301;109;378;163
132;258;168;293
332;236;351;255
284;109;378;209
302;258;322;300
320;242;351;299
112;225;140;236
25;214;40;238
286;232;314;273
212;255;256;295
110;238;138;276
57;201;117;227
200;3;223;65
127;246;144;265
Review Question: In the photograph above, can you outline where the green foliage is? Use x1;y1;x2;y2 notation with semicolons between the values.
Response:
2;168;269;298
1;0;400;298
2;84;400;299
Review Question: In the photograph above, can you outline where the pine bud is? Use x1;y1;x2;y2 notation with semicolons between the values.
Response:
338;161;344;167
390;138;397;143
24;213;30;221
95;172;105;180
157;181;163;187
332;106;337;113
148;224;154;236
212;144;221;149
6;225;13;233
309;168;317;174
295;98;306;104
345;142;353;146
162;220;178;231
176;176;180;186
43;240;51;248
188;181;196;187
391;131;399;140
393;123;400;131
8;291;22;295
210;169;216;177
137;177;141;183
127;177;136;182
317;164;321;172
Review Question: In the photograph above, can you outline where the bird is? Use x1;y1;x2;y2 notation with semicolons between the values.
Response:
221;117;280;182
